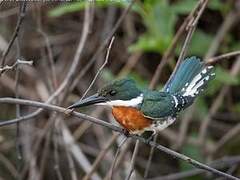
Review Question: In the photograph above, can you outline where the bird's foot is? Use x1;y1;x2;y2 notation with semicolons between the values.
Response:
123;129;130;137
145;130;157;143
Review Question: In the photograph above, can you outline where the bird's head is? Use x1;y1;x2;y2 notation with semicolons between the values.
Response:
68;78;143;109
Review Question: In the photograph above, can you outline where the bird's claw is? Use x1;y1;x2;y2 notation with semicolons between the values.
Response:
123;129;130;137
145;130;157;143
146;135;154;143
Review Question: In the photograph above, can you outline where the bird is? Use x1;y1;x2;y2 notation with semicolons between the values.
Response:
68;56;215;136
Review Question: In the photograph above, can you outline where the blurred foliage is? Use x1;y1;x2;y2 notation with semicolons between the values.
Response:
48;0;133;17
48;0;238;57
207;66;240;96
129;0;228;54
176;30;214;56
180;133;204;180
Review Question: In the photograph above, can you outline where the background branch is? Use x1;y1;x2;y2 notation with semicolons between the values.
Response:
0;2;27;68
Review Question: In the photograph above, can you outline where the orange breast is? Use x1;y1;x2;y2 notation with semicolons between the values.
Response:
112;106;152;133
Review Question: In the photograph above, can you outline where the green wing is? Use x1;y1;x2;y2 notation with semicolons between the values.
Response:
140;91;175;120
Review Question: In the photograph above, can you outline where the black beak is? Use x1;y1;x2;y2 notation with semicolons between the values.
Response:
67;93;108;109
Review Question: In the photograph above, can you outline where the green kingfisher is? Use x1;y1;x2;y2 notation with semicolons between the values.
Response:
68;57;215;135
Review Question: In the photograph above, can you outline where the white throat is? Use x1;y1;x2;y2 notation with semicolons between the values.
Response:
98;93;143;107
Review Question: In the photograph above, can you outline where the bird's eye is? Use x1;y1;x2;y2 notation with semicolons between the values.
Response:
109;90;117;96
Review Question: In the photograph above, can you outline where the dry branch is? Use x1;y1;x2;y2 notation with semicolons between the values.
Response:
1;2;27;67
0;59;33;74
0;98;239;180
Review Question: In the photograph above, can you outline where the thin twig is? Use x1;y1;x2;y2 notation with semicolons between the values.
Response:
60;120;78;180
104;138;131;180
15;37;23;179
53;124;64;180
144;134;158;178
110;136;128;180
0;98;239;180
38;29;58;90
0;153;18;179
198;57;240;146
70;0;135;92
206;51;240;65
164;0;209;90
83;134;119;180
61;122;101;180
204;11;240;59
125;140;140;180
80;36;115;100
211;123;240;156
148;156;240;180
0;59;33;74
0;3;91;135
59;4;91;103
1;2;27;68
0;1;4;7
144;0;209;176
197;11;240;147
149;0;207;89
65;142;78;180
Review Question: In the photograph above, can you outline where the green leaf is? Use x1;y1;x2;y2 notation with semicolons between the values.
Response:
172;0;225;14
172;0;196;14
195;98;208;118
206;66;239;96
129;35;168;53
215;66;239;85
48;0;132;17
129;0;176;53
209;0;225;11
205;78;222;96
176;30;214;56
49;2;86;17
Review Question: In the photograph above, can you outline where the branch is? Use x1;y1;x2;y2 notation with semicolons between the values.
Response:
1;2;27;67
145;0;209;176
206;51;240;65
70;0;135;91
163;0;209;90
198;56;240;145
125;140;139;180
80;36;115;100
204;11;240;59
0;98;239;180
82;134;119;180
148;156;240;180
149;0;208;89
0;59;33;74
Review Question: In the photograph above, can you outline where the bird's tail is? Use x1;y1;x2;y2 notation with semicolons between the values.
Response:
164;56;215;97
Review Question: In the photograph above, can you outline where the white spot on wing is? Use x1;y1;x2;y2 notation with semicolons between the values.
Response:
171;95;178;107
207;66;213;69
202;69;207;74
